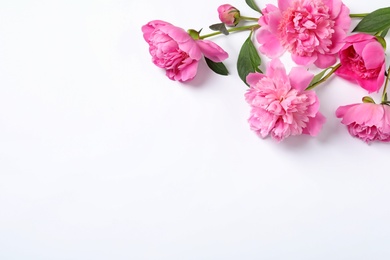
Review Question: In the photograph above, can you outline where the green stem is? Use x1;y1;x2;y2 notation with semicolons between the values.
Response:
306;63;341;90
199;24;260;39
240;16;259;22
381;66;390;103
349;13;369;18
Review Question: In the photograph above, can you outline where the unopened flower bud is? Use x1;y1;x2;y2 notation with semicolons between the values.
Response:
218;4;240;27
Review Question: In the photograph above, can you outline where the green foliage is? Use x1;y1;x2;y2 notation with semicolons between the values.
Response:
205;57;229;76
245;0;261;13
209;23;229;35
353;7;390;34
237;34;262;86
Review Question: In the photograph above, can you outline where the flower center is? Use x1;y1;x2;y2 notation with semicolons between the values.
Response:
278;0;335;56
343;46;381;79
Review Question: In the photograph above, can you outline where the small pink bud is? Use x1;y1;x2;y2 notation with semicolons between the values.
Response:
217;4;240;27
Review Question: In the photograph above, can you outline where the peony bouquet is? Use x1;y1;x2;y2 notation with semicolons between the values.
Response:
142;0;390;144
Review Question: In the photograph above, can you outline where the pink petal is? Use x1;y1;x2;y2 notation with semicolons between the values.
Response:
246;72;266;86
341;103;384;125
335;104;357;118
328;27;347;54
170;60;199;82
257;28;285;58
356;77;382;93
267;59;288;82
278;0;293;12
196;40;228;62
291;53;317;66
334;4;351;31
303;112;326;136
314;53;337;68
164;25;202;60
288;67;314;92
267;8;282;33
362;41;385;69
335;64;357;81
345;33;375;44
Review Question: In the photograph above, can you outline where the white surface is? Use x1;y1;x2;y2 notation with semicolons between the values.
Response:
0;0;389;259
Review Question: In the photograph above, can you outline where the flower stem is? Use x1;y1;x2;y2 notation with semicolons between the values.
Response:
240;16;259;22
306;63;341;90
349;13;369;18
199;24;260;39
381;66;390;103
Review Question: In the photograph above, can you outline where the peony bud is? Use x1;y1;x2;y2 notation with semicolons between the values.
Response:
217;4;240;27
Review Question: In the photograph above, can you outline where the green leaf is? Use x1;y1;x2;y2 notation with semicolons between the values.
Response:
205;57;229;76
353;7;390;33
245;0;261;13
307;68;331;89
380;28;389;38
237;34;262;86
209;23;229;35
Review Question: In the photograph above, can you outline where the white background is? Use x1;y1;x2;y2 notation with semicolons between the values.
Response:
0;0;389;259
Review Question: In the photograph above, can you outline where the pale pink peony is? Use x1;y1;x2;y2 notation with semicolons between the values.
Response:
218;4;240;27
142;20;228;82
245;59;326;142
257;0;350;68
336;103;390;143
335;33;386;93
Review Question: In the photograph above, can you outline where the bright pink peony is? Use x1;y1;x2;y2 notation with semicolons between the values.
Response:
142;20;228;82
335;33;386;93
245;59;326;142
257;0;350;68
218;4;240;27
336;103;390;143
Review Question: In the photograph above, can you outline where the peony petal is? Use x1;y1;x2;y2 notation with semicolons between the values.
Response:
164;26;202;60
356;77;382;93
175;60;199;82
335;64;357;82
314;53;337;68
334;4;351;31
335;104;357;119
291;53;317;66
288;67;314;92
341;103;384;125
266;59;288;82
196;40;228;62
257;28;285;58
303;112;326;136
246;72;266;86
380;105;390;132
362;41;385;69
328;27;347;54
267;7;282;33
345;33;375;44
278;0;294;12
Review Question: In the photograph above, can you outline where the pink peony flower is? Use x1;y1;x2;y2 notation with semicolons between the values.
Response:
142;20;228;82
218;4;240;27
257;0;350;68
245;59;326;142
336;103;390;143
335;33;386;93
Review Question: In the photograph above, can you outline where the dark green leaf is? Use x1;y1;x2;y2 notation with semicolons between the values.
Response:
353;7;390;33
380;28;389;38
237;34;262;86
205;57;229;76
209;23;229;35
245;0;261;13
